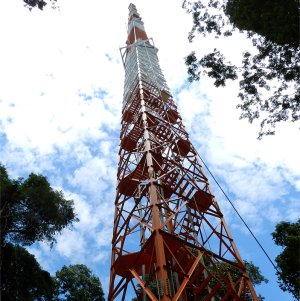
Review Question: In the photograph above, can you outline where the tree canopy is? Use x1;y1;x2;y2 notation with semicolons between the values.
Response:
131;260;267;300
183;0;300;138
225;0;299;47
1;246;105;301
0;164;78;247
0;164;77;299
55;264;105;301
272;219;300;300
209;260;267;301
0;165;105;300
23;0;58;10
1;243;55;300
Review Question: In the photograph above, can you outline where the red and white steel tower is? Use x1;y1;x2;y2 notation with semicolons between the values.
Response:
109;4;259;301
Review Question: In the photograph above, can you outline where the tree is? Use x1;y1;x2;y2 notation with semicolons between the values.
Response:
244;260;268;287
131;260;267;300
1;243;56;300
183;0;300;138
23;0;58;10
0;245;105;301
55;264;105;301
0;164;78;300
211;260;267;301
0;166;105;300
272;219;300;300
203;260;267;301
0;164;78;247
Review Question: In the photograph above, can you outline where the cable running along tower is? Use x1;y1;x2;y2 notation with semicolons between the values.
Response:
109;4;259;301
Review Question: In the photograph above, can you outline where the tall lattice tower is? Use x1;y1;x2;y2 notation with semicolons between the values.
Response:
109;4;259;301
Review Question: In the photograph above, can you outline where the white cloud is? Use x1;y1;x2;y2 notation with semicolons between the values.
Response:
55;229;85;260
67;157;116;198
67;193;114;234
51;194;114;266
177;84;210;128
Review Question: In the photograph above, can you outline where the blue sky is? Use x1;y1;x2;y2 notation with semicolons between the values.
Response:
0;0;299;300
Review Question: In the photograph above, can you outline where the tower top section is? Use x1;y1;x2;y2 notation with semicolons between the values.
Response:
127;3;149;45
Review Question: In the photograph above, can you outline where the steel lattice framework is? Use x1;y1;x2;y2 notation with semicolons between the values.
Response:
108;4;259;301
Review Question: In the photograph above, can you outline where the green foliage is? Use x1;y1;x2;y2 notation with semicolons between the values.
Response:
186;50;238;86
55;264;105;301
23;0;58;10
0;164;78;247
183;0;300;138
0;166;104;300
244;260;268;286
272;219;300;300
131;261;266;300
0;245;105;301
1;243;55;300
0;164;79;299
208;260;267;300
226;0;299;47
